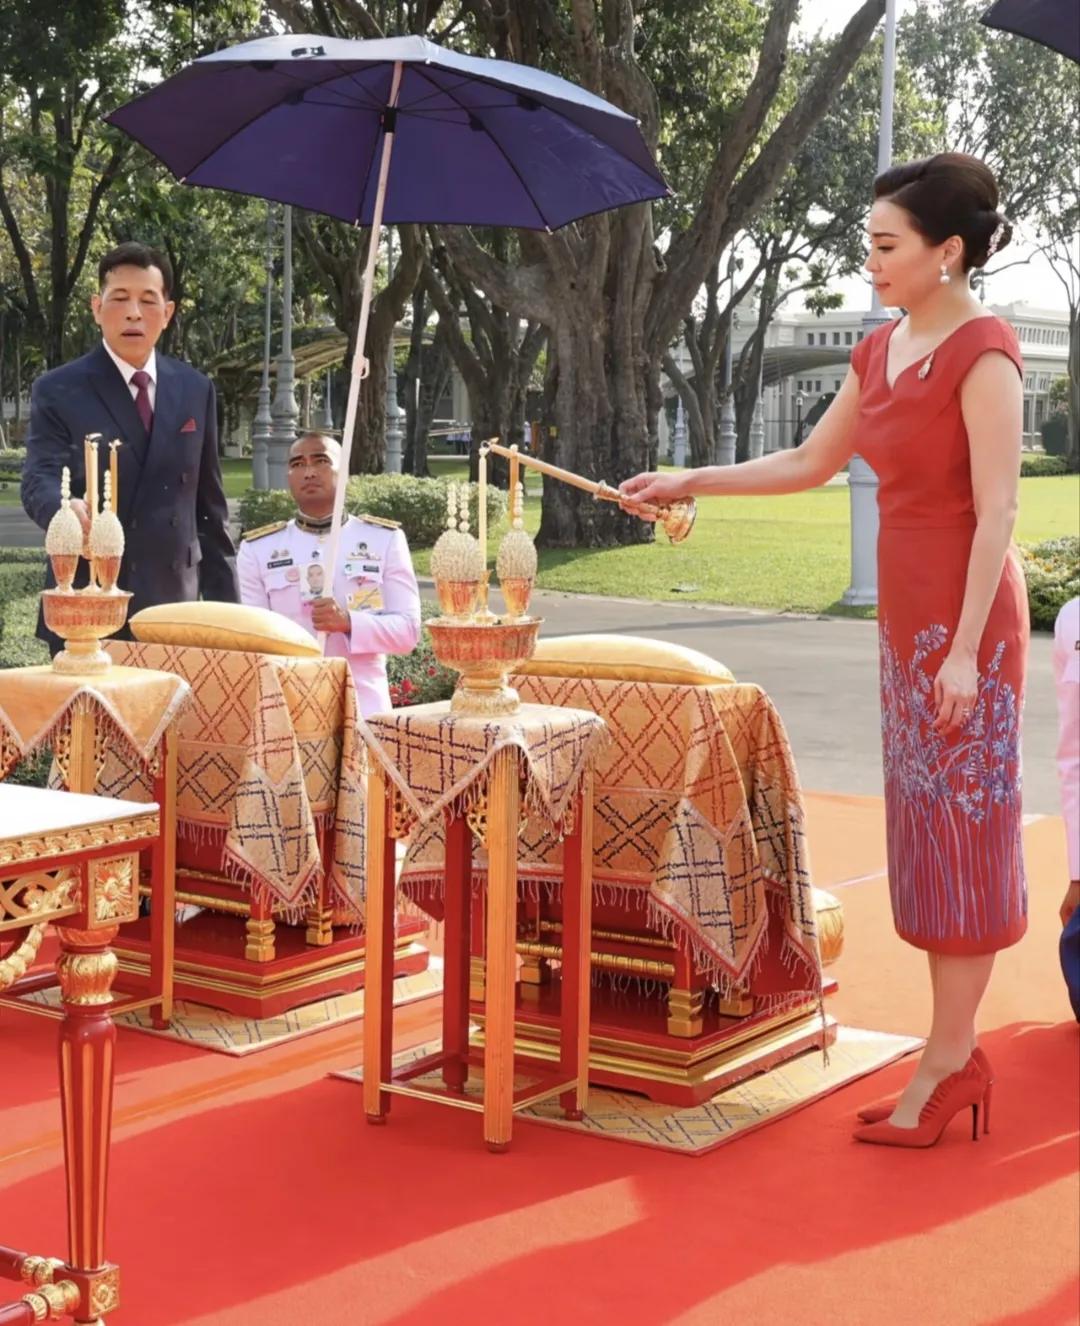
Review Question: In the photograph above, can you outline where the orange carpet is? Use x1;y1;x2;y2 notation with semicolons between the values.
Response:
2;793;1077;1326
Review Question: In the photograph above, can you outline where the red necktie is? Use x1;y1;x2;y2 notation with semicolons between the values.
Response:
131;369;154;434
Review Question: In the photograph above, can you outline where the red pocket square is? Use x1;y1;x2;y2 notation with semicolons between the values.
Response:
180;417;198;433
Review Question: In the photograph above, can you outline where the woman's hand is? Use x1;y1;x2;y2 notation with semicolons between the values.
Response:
617;470;689;516
933;647;979;733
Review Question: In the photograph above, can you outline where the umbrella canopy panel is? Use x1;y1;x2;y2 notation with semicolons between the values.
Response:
107;33;669;231
980;0;1080;63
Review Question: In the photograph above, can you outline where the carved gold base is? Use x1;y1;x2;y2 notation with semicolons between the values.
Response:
475;1002;836;1106
666;987;705;1038
51;639;114;675
244;918;275;963
305;906;334;948
450;678;522;717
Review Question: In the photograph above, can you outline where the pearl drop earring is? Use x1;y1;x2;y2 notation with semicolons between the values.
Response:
939;262;951;285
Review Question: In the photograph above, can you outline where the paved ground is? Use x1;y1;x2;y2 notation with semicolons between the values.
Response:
3;503;1061;812
418;581;1062;815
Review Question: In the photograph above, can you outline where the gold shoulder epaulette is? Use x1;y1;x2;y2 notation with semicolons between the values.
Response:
242;520;288;542
358;512;402;530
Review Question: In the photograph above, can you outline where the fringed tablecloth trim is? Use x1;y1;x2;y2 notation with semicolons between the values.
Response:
362;719;610;838
0;680;191;780
219;843;321;925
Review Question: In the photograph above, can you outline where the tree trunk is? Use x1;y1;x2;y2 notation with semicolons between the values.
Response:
537;301;653;547
407;327;452;477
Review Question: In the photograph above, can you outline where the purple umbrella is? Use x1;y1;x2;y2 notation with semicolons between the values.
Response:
980;0;1080;62
107;32;668;591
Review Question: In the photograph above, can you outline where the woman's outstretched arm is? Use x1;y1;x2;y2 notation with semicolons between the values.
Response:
620;368;863;510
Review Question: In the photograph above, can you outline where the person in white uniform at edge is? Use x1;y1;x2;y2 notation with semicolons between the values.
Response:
237;432;421;717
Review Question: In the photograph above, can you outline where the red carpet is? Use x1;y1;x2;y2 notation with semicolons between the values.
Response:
2;794;1078;1325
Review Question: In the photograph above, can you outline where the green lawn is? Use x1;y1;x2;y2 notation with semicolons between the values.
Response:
4;453;1076;618
416;468;1080;616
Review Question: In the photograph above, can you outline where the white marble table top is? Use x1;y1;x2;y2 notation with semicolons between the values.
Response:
0;784;159;845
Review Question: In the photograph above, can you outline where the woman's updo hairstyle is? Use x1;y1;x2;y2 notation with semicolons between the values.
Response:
873;152;1012;271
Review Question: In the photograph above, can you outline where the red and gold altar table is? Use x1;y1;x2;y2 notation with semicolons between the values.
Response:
361;700;607;1151
0;664;189;1027
0;783;161;1325
402;673;834;1106
100;641;427;1018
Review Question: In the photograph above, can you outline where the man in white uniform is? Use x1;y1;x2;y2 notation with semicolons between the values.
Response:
1053;595;1079;1019
238;433;421;717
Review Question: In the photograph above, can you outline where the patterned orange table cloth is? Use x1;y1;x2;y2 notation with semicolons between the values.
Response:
102;642;365;919
401;677;820;1006
362;700;608;835
0;665;190;782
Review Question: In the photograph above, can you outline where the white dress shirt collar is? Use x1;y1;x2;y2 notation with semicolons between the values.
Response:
102;339;157;387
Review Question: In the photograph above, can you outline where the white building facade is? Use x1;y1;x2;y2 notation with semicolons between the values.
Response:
725;301;1070;456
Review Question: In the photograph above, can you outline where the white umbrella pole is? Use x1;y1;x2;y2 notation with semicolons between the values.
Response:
322;61;404;649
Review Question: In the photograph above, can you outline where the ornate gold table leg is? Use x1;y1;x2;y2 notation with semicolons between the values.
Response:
148;731;177;1027
363;764;395;1124
244;892;276;963
55;923;120;1325
441;810;472;1093
559;772;593;1120
483;748;519;1152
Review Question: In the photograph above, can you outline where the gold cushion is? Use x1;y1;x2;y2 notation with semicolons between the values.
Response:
130;602;322;658
813;887;844;967
516;634;734;686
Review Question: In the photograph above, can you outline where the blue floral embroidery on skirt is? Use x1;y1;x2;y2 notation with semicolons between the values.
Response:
879;622;1025;943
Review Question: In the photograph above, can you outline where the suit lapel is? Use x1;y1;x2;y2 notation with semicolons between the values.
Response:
88;344;148;452
129;355;180;514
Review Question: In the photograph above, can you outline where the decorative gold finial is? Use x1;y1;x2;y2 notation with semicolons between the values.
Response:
496;480;536;620
431;482;485;618
89;473;125;592
45;465;85;592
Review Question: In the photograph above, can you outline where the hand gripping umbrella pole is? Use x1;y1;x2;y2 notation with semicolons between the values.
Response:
483;441;697;544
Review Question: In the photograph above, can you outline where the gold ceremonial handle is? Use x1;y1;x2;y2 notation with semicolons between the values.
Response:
481;440;696;543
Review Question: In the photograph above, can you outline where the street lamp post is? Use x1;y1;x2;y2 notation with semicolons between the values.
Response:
251;203;275;490
749;348;765;459
316;370;335;431
842;0;897;607
795;392;805;448
716;252;739;466
268;204;299;489
384;229;403;474
673;397;687;467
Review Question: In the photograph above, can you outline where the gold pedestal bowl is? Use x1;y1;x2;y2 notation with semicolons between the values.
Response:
43;589;132;676
427;617;542;717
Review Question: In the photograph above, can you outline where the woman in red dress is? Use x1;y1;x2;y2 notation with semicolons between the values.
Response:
622;153;1026;1148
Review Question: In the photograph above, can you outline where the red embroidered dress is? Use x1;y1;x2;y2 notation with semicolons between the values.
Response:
851;315;1028;955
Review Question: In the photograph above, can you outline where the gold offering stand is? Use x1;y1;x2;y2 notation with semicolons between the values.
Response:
425;441;694;716
0;443;184;1031
44;443;131;675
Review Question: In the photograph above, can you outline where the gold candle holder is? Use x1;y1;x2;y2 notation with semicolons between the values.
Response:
43;589;132;675
434;578;484;618
427;616;542;717
43;462;129;674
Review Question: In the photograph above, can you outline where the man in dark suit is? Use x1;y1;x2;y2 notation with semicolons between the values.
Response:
22;241;238;650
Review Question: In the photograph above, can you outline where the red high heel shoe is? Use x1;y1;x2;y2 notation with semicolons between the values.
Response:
857;1046;994;1133
853;1056;989;1148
